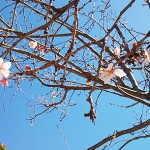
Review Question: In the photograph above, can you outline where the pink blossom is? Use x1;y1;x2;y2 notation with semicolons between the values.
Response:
0;58;11;80
29;41;37;49
101;63;126;84
40;49;45;55
114;46;120;56
25;65;31;71
0;78;9;86
132;42;138;48
38;44;46;55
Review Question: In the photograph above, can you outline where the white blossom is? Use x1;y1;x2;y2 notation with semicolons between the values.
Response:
0;58;11;80
101;63;126;84
29;41;37;49
142;49;150;69
114;46;120;56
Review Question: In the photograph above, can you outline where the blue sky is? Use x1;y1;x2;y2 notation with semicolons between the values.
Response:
0;0;150;150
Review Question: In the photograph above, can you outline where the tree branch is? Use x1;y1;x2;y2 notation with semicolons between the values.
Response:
87;119;150;150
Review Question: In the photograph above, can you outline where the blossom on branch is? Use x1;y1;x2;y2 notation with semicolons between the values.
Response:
37;44;46;55
0;78;9;86
114;46;120;56
142;49;150;69
132;41;138;48
86;80;91;85
101;63;126;84
25;65;31;71
29;41;37;49
0;58;11;80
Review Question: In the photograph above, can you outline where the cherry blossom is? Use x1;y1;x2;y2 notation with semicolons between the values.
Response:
38;44;46;55
0;78;9;86
29;41;37;49
0;58;11;80
132;42;138;48
101;63;126;84
114;46;120;56
25;65;31;71
86;80;91;85
142;49;150;69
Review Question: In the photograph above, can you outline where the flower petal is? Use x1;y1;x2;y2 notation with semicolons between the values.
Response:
114;69;126;77
0;58;3;66
101;72;115;84
29;41;37;49
3;62;11;69
1;78;9;86
142;59;148;69
0;73;4;80
114;46;120;56
106;63;113;70
144;49;149;58
2;69;10;78
25;65;31;71
40;49;45;55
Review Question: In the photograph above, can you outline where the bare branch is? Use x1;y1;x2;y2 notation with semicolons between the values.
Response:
88;119;150;150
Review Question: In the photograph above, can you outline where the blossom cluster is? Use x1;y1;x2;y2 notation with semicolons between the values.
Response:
101;63;126;84
1;41;149;87
0;58;11;86
29;41;46;54
100;45;150;84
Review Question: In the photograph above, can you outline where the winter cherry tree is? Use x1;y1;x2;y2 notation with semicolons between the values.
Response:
0;0;150;150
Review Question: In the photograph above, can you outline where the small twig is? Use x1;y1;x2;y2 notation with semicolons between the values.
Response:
57;125;70;150
102;0;136;39
110;101;138;108
118;135;150;150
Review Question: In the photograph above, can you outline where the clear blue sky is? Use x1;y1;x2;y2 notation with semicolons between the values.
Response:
0;1;150;150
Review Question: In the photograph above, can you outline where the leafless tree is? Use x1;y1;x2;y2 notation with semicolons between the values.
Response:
0;0;150;149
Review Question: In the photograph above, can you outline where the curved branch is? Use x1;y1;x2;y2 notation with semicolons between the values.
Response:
87;119;150;150
118;135;150;150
